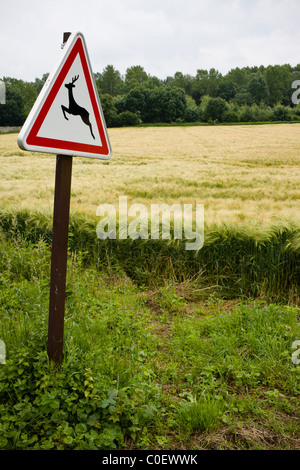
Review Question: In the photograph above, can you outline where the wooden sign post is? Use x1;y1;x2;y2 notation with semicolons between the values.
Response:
17;31;112;365
47;153;73;364
47;33;73;365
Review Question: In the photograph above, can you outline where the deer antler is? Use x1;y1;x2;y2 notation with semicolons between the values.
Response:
72;75;79;84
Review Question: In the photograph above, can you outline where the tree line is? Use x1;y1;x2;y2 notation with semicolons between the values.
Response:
1;63;300;127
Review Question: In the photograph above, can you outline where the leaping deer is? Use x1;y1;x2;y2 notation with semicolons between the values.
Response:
61;75;95;140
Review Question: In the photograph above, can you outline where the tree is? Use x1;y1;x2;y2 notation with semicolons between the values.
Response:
168;72;193;95
233;89;253;106
0;87;24;125
2;77;38;119
184;95;202;122
118;85;187;123
150;87;186;123
226;67;250;89
204;97;229;122
218;80;238;101
265;65;291;106
247;76;269;104
95;65;124;96
118;86;149;120
99;94;119;127
125;66;149;91
33;73;49;94
207;68;222;97
223;109;240;122
239;105;255;122
191;69;209;103
191;68;222;103
271;105;291;121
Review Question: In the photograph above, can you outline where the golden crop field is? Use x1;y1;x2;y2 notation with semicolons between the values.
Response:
0;123;300;227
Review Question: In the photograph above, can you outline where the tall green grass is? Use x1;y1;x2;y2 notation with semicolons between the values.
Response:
0;233;299;449
0;209;299;301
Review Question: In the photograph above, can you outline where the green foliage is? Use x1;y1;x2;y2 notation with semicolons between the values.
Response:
0;230;299;450
0;348;159;449
98;93;119;128
166;71;193;96
204;97;229;122
0;77;39;125
117;85;187;124
239;105;255;122
117;111;141;127
0;88;24;126
218;80;238;101
124;66;150;91
2;62;299;126
33;73;49;94
183;105;202;122
0;236;161;449
265;65;291;106
222;109;240;123
95;65;124;97
233;89;253;107
247;76;269;105
192;68;222;102
271;105;291;121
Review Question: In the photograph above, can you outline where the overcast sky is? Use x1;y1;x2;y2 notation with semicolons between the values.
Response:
1;0;300;82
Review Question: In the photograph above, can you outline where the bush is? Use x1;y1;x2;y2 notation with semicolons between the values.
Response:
204;97;229;122
251;103;273;122
116;111;141;127
239;105;255;122
184;106;202;122
222;110;240;123
271;105;291;121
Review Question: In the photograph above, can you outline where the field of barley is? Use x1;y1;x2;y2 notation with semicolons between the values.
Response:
0;123;300;226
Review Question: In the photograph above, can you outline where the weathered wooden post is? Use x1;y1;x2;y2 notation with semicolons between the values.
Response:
17;31;112;365
47;33;72;365
47;154;72;364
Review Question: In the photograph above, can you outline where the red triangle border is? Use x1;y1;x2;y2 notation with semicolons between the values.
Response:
26;37;109;156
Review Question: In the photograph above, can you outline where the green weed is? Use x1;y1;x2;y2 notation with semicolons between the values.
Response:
176;395;225;434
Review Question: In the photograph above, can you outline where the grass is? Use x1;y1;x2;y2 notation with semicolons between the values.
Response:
0;234;299;450
0;208;299;301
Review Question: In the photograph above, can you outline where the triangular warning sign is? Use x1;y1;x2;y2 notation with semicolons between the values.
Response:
18;32;112;160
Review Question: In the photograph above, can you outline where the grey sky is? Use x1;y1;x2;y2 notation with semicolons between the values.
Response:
1;0;300;82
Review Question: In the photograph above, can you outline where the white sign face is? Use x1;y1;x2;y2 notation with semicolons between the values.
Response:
18;32;112;160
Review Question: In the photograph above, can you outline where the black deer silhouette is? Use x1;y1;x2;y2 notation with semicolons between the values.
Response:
61;75;95;139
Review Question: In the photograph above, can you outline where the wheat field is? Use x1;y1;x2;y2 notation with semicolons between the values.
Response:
0;124;300;226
